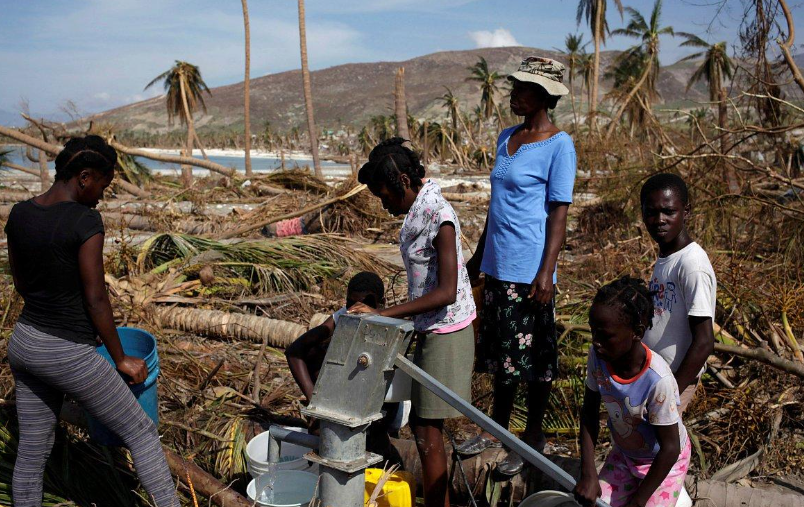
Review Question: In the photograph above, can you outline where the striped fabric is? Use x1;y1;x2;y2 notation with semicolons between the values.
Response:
7;322;179;507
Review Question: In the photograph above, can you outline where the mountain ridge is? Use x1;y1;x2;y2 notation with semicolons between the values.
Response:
79;46;801;134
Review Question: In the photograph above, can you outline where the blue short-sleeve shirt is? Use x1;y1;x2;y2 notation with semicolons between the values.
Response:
480;126;576;284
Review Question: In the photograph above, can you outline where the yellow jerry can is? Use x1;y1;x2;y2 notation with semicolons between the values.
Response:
364;468;415;507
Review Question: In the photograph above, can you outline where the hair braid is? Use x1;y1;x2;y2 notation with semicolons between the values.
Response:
592;276;655;333
54;135;117;182
358;137;425;197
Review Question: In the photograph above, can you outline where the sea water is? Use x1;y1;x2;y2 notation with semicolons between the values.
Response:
1;147;350;177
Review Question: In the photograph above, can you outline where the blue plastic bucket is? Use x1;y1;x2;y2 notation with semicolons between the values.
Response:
86;327;160;446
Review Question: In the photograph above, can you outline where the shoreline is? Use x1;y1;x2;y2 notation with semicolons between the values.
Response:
0;143;320;162
137;147;317;160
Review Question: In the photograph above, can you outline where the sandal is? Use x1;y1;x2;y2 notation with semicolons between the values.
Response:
497;451;525;476
497;436;548;476
455;434;502;456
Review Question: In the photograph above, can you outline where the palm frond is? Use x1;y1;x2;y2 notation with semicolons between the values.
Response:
117;152;152;185
137;233;395;294
144;69;171;91
678;32;709;48
678;51;706;63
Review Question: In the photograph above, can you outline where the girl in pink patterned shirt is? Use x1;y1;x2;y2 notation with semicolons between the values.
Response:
350;138;475;507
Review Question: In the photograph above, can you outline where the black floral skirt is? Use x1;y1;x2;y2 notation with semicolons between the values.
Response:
475;275;558;385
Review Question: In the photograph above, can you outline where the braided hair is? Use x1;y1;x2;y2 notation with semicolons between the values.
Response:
54;135;117;182
357;138;425;198
592;276;655;334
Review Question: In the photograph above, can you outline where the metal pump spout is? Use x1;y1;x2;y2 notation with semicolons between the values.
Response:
267;425;320;464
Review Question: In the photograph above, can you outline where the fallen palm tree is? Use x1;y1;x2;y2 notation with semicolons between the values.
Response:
154;306;306;348
0;124;235;185
109;140;236;179
0;161;41;178
137;232;393;293
103;212;221;235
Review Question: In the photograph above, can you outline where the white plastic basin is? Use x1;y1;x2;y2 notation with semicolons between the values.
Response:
246;426;313;478
246;470;318;507
519;490;581;507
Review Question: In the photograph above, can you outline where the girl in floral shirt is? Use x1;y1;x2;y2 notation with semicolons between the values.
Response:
350;137;475;507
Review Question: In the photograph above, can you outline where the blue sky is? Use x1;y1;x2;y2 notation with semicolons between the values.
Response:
1;0;802;120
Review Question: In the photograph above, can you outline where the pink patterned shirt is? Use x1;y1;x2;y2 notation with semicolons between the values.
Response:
400;180;476;333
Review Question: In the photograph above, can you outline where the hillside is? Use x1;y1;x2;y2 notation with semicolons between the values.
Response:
86;46;718;134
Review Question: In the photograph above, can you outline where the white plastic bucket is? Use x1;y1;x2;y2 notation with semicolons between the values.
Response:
246;470;318;507
519;490;581;507
385;368;412;402
677;487;692;507
246;427;314;478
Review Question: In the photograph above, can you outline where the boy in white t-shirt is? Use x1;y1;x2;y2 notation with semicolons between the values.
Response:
640;174;716;414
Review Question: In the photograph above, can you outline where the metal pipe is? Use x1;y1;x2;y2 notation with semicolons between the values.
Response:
318;421;367;507
268;434;281;464
394;354;612;507
267;425;320;464
268;425;320;450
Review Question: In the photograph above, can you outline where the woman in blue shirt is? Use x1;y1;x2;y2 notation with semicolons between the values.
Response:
456;57;577;475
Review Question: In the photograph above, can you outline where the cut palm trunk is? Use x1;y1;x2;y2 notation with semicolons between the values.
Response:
113;178;149;198
155;306;306;348
164;449;251;507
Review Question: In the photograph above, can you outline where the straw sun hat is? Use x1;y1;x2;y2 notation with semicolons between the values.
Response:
507;56;569;97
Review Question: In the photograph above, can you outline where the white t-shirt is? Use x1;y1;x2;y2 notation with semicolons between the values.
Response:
586;344;687;459
643;242;716;373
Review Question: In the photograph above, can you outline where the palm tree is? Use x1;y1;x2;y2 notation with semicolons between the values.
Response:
297;0;322;178
577;0;623;132
562;33;588;129
606;49;656;138
394;67;411;142
357;126;374;156
678;34;737;191
145;61;211;187
370;115;393;142
685;108;709;142
604;0;674;139
241;0;253;177
441;87;460;132
466;57;503;120
577;51;595;117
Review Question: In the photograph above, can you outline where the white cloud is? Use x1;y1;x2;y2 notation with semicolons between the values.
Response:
468;28;520;48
